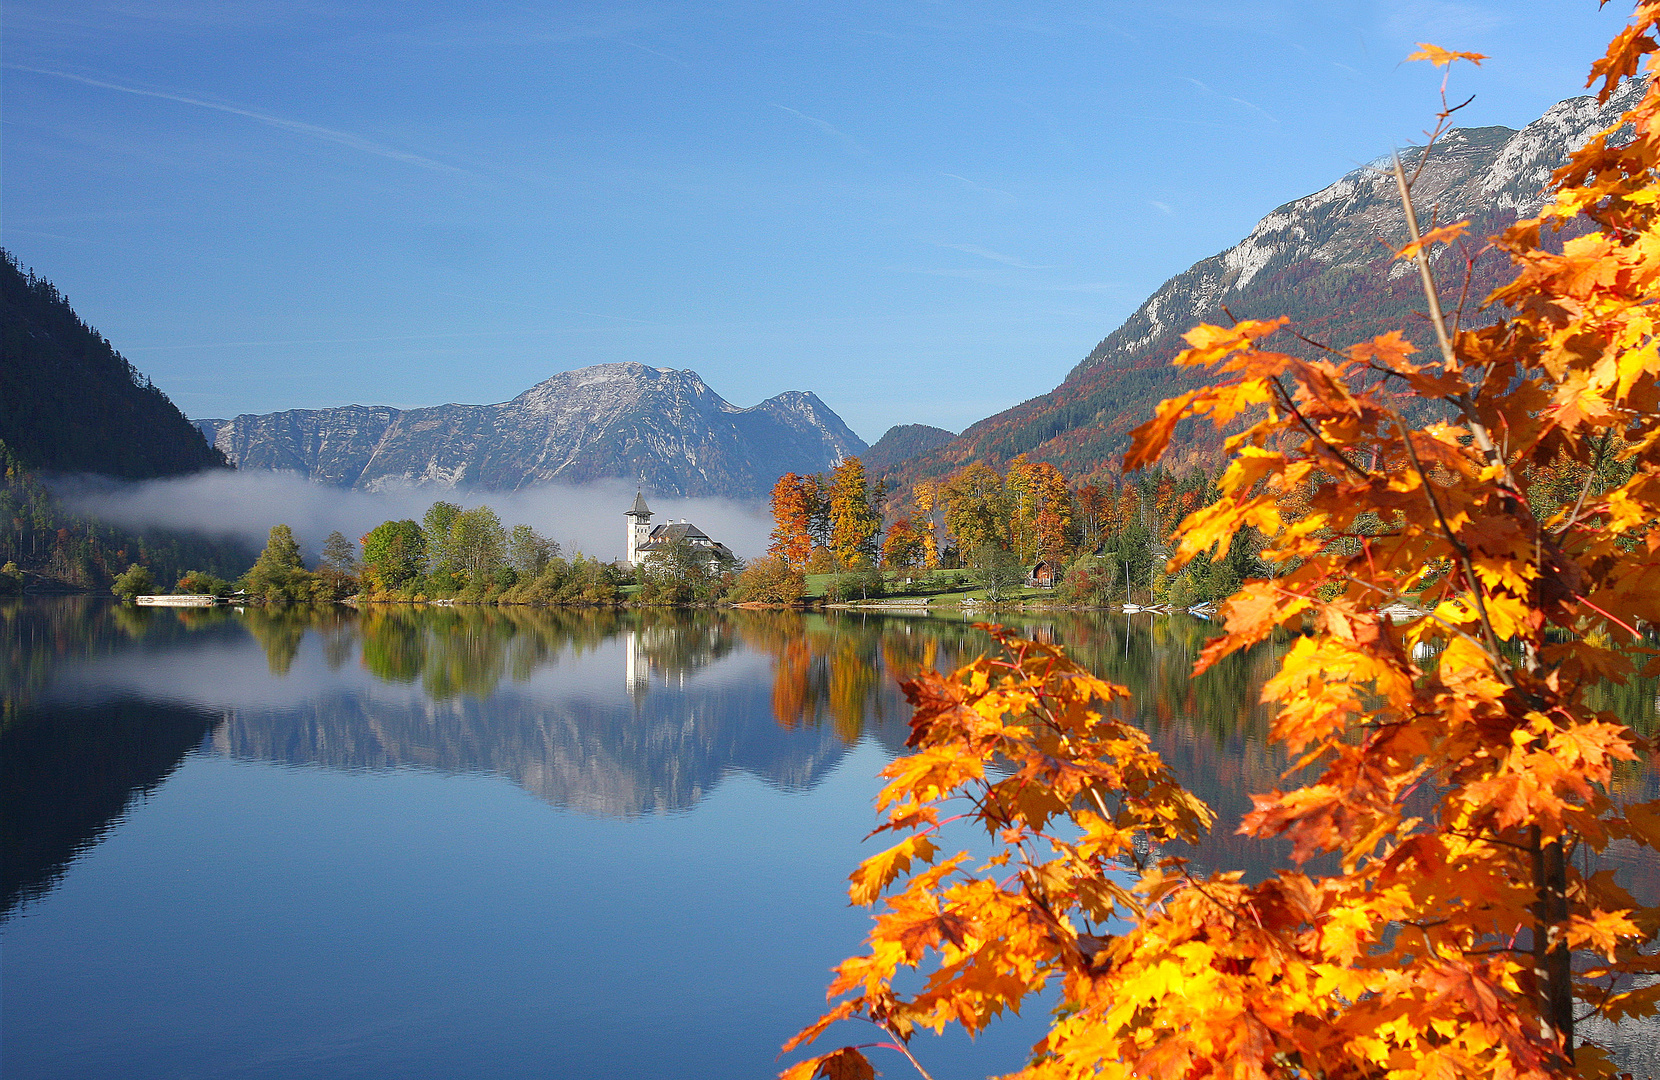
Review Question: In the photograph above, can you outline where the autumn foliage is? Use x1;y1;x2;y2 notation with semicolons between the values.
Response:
786;14;1660;1080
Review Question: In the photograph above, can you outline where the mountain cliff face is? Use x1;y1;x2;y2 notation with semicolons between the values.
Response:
200;363;867;499
889;79;1644;486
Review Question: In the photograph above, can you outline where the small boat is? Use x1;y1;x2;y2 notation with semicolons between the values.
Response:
134;594;223;608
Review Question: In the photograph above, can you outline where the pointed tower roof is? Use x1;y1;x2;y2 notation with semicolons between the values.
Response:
627;491;653;518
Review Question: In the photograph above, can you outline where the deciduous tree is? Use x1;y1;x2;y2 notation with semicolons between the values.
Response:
829;458;881;569
770;473;816;570
784;21;1660;1080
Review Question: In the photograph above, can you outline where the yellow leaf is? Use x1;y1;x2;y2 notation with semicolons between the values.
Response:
849;834;940;906
1394;221;1470;261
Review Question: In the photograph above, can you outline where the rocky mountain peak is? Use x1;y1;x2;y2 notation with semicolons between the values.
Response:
206;363;867;499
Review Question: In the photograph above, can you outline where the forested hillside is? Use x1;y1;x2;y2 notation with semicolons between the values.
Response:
861;424;956;473
0;250;225;480
884;79;1643;488
0;441;251;594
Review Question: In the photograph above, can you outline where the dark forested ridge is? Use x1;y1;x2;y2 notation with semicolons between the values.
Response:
882;82;1643;489
0;250;226;480
861;424;957;473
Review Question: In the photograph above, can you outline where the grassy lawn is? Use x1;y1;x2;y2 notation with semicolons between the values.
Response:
804;570;1061;605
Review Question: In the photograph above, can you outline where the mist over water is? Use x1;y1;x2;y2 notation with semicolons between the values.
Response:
52;470;772;562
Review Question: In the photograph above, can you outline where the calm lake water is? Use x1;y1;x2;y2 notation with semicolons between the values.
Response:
3;598;1656;1079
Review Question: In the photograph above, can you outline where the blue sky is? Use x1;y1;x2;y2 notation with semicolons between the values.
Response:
1;1;1633;443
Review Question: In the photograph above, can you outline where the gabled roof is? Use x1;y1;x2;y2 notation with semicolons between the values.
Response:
627;491;653;517
647;522;709;542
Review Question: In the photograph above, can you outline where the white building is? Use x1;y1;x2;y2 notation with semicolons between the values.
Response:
624;492;735;568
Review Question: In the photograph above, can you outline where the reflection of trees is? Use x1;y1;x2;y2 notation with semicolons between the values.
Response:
1;598;242;710
350;606;735;701
733;612;986;744
241;607;336;676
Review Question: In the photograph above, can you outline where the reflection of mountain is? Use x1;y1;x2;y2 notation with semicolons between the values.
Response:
210;681;853;818
1;698;220;918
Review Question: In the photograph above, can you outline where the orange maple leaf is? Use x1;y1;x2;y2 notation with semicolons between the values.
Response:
1405;42;1488;67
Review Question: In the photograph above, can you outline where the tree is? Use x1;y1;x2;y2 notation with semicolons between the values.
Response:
784;26;1660;1080
828;457;880;569
1004;455;1073;563
939;462;1010;555
319;530;357;577
422;501;462;572
1073;483;1109;550
730;555;807;604
968;542;1021;601
111;562;153;600
174;569;230;596
245;524;320;603
450;506;506;583
638;533;735;604
361;520;426;592
316;530;359;598
802;474;833;550
911;480;941;569
769;473;815;570
881;517;925;574
507;524;557;579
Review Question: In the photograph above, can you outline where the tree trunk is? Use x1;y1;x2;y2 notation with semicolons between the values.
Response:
1532;827;1573;1061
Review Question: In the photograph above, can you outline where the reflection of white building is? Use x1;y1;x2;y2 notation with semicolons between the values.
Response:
624;628;649;698
622;627;691;699
624;492;735;568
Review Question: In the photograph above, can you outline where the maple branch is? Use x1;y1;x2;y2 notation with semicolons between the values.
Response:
1395;154;1458;369
1331;570;1495;663
1450;248;1478;340
878;1028;939;1080
1270;376;1373;482
1394;153;1527;499
1387;411;1514;685
1571;590;1644;640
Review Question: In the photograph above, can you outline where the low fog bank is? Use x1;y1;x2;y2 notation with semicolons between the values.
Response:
53;471;772;563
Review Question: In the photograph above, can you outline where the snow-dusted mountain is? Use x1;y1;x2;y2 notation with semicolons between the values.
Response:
196;363;867;498
885;78;1646;485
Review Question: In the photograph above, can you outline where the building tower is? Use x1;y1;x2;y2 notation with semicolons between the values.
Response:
625;491;654;567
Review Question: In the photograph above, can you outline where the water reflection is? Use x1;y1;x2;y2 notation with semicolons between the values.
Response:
5;599;1656;923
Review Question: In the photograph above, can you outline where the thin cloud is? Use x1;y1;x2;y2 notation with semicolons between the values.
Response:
941;172;1015;198
620;40;692;69
1149;200;1174;215
1228;96;1280;124
770;104;866;155
1182;77;1278;124
8;66;468;175
940;242;1052;269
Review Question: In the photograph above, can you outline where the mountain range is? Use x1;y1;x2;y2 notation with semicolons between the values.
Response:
880;78;1646;488
196;363;867;500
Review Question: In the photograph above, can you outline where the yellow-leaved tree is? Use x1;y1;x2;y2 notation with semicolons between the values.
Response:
782;11;1660;1080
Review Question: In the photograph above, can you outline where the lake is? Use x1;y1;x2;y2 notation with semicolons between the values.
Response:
3;599;1655;1079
